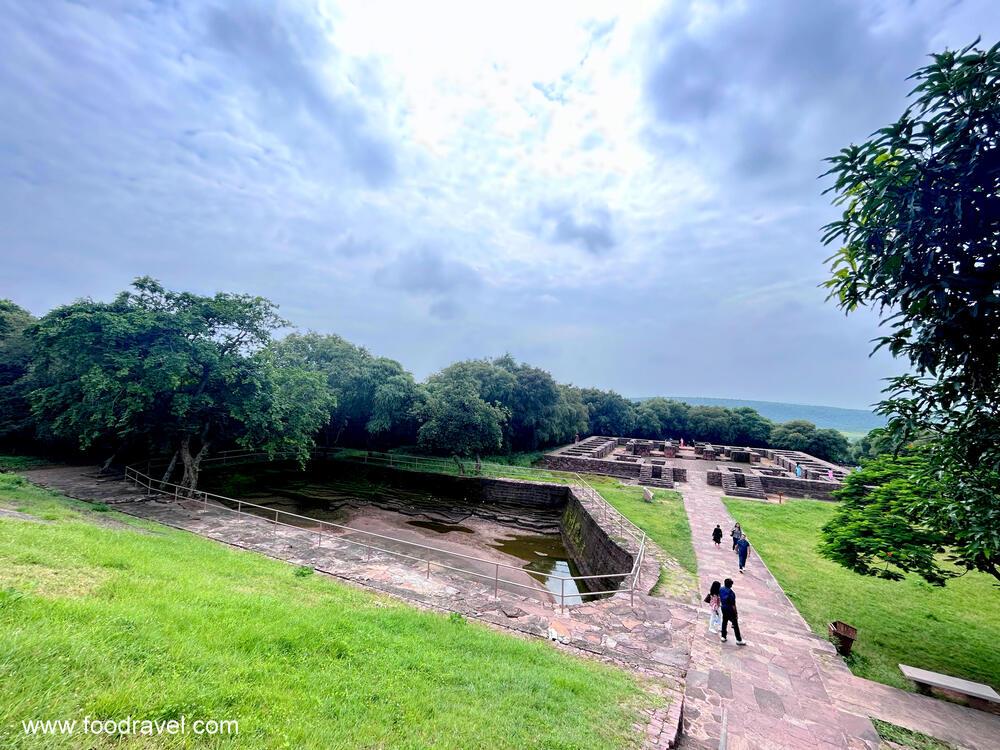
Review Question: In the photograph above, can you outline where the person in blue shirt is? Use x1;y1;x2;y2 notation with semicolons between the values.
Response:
736;534;751;573
719;578;747;645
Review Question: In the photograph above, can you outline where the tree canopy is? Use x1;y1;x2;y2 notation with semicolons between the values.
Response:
821;41;1000;582
25;278;330;488
2;279;863;485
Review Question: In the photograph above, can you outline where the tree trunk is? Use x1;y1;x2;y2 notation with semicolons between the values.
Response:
99;447;120;474
179;436;211;492
160;450;179;488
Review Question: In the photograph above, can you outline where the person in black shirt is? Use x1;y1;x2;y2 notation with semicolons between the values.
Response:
712;525;723;548
718;578;747;645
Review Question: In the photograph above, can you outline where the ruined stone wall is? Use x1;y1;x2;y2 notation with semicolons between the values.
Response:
479;478;569;509
560;488;634;587
541;455;641;478
758;476;839;501
706;468;837;499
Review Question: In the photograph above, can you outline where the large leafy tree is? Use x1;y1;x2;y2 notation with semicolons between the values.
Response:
821;41;1000;582
27;278;330;489
416;374;508;456
769;420;850;463
272;333;422;447
820;452;950;584
0;300;35;443
543;384;590;446
579;388;636;436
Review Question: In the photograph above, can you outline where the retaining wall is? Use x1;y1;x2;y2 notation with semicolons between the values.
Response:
560;488;635;587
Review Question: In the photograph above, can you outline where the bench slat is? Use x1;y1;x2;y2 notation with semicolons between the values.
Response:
899;664;1000;702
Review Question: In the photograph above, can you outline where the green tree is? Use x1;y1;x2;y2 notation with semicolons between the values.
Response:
0;300;35;443
272;333;421;447
416;375;508;456
579;388;636;436
543;385;590;445
770;420;849;463
686;406;737;444
852;428;895;463
821;452;950;584
730;407;774;446
821;41;1000;581
27;278;330;488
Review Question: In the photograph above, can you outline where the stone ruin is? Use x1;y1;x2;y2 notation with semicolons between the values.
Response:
545;437;849;501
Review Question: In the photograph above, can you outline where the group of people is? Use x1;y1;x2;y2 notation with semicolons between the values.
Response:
711;522;751;572
705;522;753;645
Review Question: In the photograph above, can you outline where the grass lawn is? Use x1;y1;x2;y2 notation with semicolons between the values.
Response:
583;477;698;596
0;454;54;472
723;497;1000;692
0;474;660;749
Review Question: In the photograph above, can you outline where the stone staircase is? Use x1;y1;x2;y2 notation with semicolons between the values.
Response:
720;471;766;499
638;462;674;489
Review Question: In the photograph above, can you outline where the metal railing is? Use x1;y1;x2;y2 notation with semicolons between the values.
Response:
123;455;647;610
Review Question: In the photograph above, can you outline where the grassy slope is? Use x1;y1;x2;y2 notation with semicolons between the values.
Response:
582;477;698;597
723;497;1000;691
0;474;657;749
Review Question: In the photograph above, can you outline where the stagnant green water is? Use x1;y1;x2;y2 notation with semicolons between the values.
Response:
201;462;593;603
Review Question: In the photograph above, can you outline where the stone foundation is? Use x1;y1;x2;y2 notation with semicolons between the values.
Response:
542;455;642;478
758;475;839;500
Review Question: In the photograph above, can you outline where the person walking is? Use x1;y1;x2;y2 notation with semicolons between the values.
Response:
703;580;722;633
719;578;747;645
736;533;751;573
730;522;742;550
712;525;723;548
795;462;803;479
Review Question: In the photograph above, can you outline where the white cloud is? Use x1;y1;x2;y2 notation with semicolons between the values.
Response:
1;0;996;406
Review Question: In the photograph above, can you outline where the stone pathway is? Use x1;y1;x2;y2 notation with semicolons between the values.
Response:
678;476;1000;750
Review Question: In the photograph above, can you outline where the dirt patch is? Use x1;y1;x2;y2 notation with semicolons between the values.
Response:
0;506;51;523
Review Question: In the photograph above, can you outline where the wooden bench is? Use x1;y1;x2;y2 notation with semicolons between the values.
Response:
900;664;1000;711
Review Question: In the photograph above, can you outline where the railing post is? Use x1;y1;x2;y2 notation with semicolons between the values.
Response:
237;501;242;516
494;563;499;598
426;560;431;579
274;510;278;536
560;577;565;614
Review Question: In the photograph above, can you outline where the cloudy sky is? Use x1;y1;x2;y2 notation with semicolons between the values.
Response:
1;0;996;408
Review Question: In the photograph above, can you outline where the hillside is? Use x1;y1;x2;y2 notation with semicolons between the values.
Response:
0;473;656;749
636;395;885;435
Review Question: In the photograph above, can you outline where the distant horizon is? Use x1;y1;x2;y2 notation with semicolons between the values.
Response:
647;394;879;415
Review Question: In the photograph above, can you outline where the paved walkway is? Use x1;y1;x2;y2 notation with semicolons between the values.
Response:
679;477;1000;750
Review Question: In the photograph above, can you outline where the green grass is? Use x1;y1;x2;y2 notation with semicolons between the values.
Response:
0;454;53;472
581;477;698;596
871;719;956;750
0;474;659;749
723;497;1000;691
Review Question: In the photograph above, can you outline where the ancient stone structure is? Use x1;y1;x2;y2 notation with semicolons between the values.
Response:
545;438;847;499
